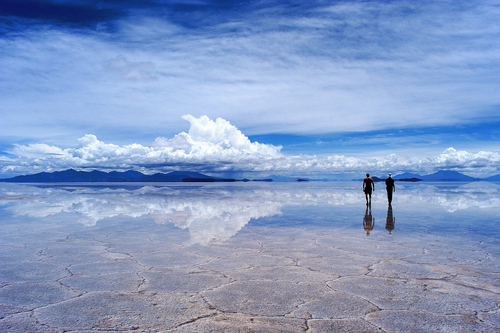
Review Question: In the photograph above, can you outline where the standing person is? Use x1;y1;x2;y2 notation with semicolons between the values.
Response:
385;173;395;205
363;173;374;205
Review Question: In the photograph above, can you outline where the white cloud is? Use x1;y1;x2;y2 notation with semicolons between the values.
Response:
417;148;500;171
9;143;67;159
152;132;192;149
1;1;499;145
1;115;499;177
161;115;282;155
2;115;283;174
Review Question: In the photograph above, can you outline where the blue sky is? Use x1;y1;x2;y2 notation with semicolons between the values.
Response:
1;0;500;178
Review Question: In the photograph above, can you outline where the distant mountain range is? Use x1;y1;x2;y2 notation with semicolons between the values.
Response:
0;170;229;183
0;169;269;183
373;170;495;182
0;169;499;183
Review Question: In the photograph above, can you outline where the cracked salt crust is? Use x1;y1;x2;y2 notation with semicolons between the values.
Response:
1;182;500;332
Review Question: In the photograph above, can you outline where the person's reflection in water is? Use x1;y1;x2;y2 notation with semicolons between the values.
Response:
363;204;375;236
385;205;395;234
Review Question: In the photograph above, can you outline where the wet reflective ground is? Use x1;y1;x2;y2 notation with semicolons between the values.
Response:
1;182;499;332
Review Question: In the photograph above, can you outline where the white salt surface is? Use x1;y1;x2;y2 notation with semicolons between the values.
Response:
0;181;499;332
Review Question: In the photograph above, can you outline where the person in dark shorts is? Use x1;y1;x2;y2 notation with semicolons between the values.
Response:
385;173;395;205
363;173;374;205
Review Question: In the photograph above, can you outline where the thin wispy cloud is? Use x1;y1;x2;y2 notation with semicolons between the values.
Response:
1;1;499;174
104;54;159;81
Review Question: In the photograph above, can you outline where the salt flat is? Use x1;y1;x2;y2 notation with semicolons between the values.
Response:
1;182;499;332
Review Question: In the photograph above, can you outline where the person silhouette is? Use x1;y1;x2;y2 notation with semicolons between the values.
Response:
385;205;395;234
363;205;375;236
385;173;395;205
363;173;375;205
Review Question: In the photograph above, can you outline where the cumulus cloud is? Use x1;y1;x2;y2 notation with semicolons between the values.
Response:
1;115;500;177
2;115;283;175
154;115;282;155
425;148;500;169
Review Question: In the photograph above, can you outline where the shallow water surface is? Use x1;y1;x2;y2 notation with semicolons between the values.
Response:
1;182;499;332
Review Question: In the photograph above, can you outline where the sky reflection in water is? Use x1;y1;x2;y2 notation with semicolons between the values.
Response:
1;181;499;245
2;181;500;331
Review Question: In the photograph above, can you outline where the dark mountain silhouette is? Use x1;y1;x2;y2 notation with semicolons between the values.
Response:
1;169;497;183
356;170;492;182
484;174;500;181
419;170;478;182
393;172;423;181
0;169;233;183
388;170;479;182
144;171;213;182
0;169;324;183
371;176;384;182
0;169;138;183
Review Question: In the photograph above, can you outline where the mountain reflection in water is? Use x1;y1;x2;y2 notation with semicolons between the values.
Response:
1;182;499;244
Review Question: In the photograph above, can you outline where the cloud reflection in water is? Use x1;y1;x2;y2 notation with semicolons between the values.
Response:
1;182;499;244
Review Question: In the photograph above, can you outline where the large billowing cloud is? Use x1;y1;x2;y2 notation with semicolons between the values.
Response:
1;115;499;177
2;115;283;175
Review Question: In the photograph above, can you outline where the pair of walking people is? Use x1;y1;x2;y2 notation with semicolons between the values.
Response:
363;173;395;205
